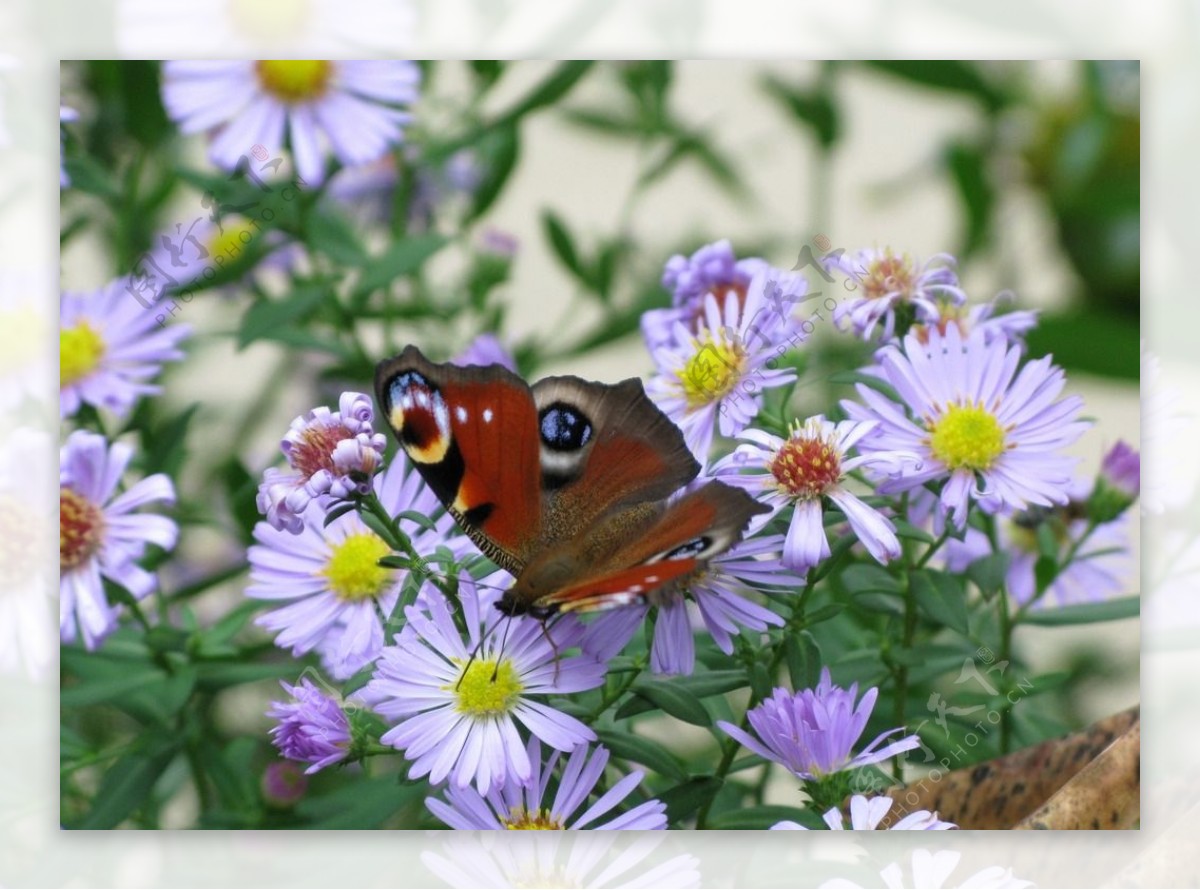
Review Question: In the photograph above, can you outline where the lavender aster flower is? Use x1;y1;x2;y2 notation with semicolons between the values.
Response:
718;669;921;780
454;333;518;373
905;294;1038;350
255;391;386;533
248;452;462;679
261;761;309;807
267;678;352;773
772;794;956;830
642;239;769;350
161;60;420;186
843;326;1090;529
1090;440;1140;522
826;247;965;341
427;737;667;830
60;431;178;650
713;417;911;573
60;279;190;419
361;580;605;794
646;270;805;460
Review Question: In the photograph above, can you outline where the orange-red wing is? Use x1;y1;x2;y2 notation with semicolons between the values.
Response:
374;345;542;574
539;557;700;614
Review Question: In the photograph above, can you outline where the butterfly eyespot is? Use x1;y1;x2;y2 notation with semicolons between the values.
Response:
538;403;592;452
386;370;452;463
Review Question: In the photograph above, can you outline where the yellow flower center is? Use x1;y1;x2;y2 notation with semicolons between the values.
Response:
255;60;333;103
60;487;105;572
502;806;565;830
678;330;746;409
928;403;1006;471
449;658;523;718
60;321;106;388
860;250;915;301
321;532;391;601
0;306;46;373
207;219;258;265
770;423;842;500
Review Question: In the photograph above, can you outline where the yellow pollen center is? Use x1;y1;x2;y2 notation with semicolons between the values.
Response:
60;321;106;388
770;426;842;500
861;251;915;301
207;219;258;265
450;658;523;718
60;487;105;572
321;532;391;601
502;806;565;830
678;331;745;409
928;404;1006;471
255;60;333;103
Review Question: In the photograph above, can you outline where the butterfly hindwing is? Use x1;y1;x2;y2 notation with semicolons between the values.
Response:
374;345;542;574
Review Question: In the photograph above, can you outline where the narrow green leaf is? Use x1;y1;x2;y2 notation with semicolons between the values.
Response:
709;805;814;830
1034;554;1059;595
659;776;721;825
1022;595;1140;626
839;564;902;595
237;284;330;348
784;630;823;691
617;680;712;727
911;570;970;635
307;209;367;266
826;370;903;404
595;730;688;782
356;234;449;295
72;743;179;829
541;210;584;279
967;552;1010;599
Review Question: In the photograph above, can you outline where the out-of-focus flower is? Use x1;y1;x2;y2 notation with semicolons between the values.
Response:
266;678;352;773
771;794;956;830
60;105;79;187
1089;440;1140;523
427;737;666;830
646;270;805;460
255;391;386;534
161;60;420;186
718;668;921;780
454;333;518;373
844;326;1089;529
261;761;309;808
905;294;1038;350
60;279;190;419
713;416;911;573
60;431;178;650
826;247;964;341
361;579;605;794
248;453;461;679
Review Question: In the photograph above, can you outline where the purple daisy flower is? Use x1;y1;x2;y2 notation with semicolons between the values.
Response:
427;737;667;830
645;269;805;460
712;417;913;573
248;452;462;680
902;294;1038;351
161;60;420;186
361;579;605;795
267;677;353;773
1090;439;1140;522
59;431;178;650
718;669;921;780
255;391;386;534
945;485;1132;609
771;794;956;830
642;239;770;350
843;326;1090;529
60;278;191;419
826;247;965;341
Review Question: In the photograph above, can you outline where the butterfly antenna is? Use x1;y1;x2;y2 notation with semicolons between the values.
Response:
490;612;516;683
540;614;565;686
454;611;502;692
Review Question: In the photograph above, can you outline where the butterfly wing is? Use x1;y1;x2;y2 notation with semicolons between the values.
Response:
530;374;700;546
519;481;770;615
374;345;542;574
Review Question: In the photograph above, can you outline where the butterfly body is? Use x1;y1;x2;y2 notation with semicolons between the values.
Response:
374;345;767;618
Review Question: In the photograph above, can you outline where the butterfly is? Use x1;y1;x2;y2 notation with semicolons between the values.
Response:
373;345;768;619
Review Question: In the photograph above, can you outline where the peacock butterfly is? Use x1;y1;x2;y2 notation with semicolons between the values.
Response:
373;345;768;619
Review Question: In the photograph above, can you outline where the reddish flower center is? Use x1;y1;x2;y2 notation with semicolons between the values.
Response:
770;430;842;500
290;424;353;480
60;487;105;572
860;251;915;302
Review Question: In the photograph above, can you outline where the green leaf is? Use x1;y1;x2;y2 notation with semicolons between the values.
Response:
839;564;902;595
659;776;722;825
237;283;331;348
761;75;840;148
617;679;712;727
1024;309;1140;380
709;805;813;830
355;234;449;295
967;552;1010;599
541;210;584;280
468;123;520;220
1034;554;1059;595
72;743;179;829
911;570;970;635
595;730;688;782
892;518;935;544
864;61;1007;112
307;208;367;266
1022;595;1140;626
501;61;594;122
785;630;823;690
945;141;995;257
610;670;747;719
194;660;301;690
825;370;903;404
296;776;423;829
396;510;441;533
